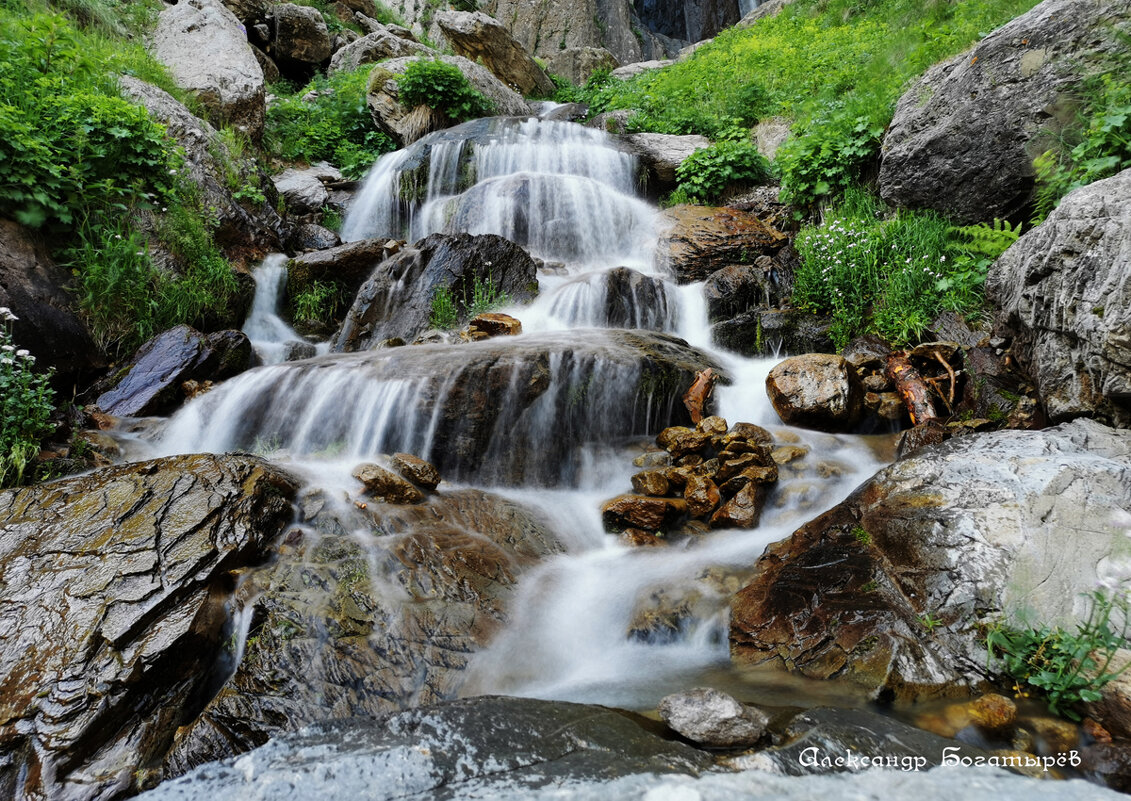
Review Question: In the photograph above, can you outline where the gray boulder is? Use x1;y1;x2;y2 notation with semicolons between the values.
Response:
435;10;555;96
327;27;434;73
658;688;768;747
273;3;333;65
151;0;266;140
0;455;298;801
611;59;673;79
545;46;620;86
730;419;1131;701
878;0;1129;224
619;132;709;191
765;353;864;431
272;165;335;214
988;168;1131;427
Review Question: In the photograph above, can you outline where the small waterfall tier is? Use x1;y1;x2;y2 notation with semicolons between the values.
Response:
341;117;657;269
159;330;725;485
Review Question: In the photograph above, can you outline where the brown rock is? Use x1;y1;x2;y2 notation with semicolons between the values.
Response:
631;470;670;497
602;494;687;531
719;465;779;497
684;474;721;519
633;450;672;469
697;415;728;436
771;445;809;465
717;451;774;482
766;353;864;432
657;426;712;459
728;422;773;444
657;205;788;283
865;390;906;421
352;463;425;503
969;693;1017;737
390;452;441;490
709;482;767;529
435;10;555;96
622;528;668;547
467;312;522;338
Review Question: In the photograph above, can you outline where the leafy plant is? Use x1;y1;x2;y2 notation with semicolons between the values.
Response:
986;589;1130;720
429;285;460;330
920;613;943;633
0;307;56;488
466;275;511;317
397;58;495;123
675;137;771;203
428;276;511;329
291;281;339;325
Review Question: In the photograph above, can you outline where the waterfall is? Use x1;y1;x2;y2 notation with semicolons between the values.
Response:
242;254;325;365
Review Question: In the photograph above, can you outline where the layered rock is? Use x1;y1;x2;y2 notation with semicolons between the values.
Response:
162;490;564;772
0;455;298;800
988;168;1131;427
730;419;1131;701
333;232;539;349
95;325;252;417
656;205;788;282
151;0;266;140
0;219;102;382
435;10;555;96
119;77;283;258
878;0;1129;223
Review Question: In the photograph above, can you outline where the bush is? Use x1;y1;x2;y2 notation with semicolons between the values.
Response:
265;66;397;179
429;276;511;330
0;307;55;488
291;281;340;325
675;137;771;203
397;58;495;123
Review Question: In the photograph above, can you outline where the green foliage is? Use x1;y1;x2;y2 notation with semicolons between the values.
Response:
397;58;495;123
265;66;397;179
674;137;771;203
429;276;511;330
920;614;943;633
986;590;1130;720
214;127;266;205
852;526;871;545
793;186;985;348
1032;69;1131;224
291;281;339;325
776;110;885;207
0;308;55;488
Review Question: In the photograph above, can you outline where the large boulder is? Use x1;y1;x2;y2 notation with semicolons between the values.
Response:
327;27;434;73
435;10;555;96
712;308;834;357
365;55;530;146
0;455;298;801
730;419;1131;701
544;46;621;86
95;325;252;417
272;3;333;67
333;232;539;349
0;219;103;381
878;0;1129;224
161;489;563;773
287;237;401;313
656;205;788;283
987;168;1131;427
151;0;266;140
765;354;864;432
618;132;710;194
119;77;283;259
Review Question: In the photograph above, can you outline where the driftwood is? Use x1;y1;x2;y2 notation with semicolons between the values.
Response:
683;368;717;424
885;353;938;425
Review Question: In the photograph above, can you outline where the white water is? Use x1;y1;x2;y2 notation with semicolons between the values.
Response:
242;254;328;365
149;114;891;709
739;0;762;17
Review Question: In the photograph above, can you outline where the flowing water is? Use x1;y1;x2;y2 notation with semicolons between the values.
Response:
150;115;891;711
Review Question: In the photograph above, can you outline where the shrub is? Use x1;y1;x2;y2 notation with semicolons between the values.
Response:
675;137;771;203
397;58;495;123
429;276;511;329
0;307;56;488
265;66;397;178
291;281;340;325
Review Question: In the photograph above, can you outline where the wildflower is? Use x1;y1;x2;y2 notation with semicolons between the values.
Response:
1;345;12;352
15;349;29;357
0;307;16;322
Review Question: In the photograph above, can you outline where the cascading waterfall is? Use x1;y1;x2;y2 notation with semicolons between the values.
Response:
242;253;327;365
739;0;762;16
148;112;889;712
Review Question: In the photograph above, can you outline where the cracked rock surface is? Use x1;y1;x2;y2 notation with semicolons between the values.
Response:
0;454;298;801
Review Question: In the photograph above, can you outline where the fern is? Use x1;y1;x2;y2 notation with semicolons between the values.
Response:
949;218;1023;259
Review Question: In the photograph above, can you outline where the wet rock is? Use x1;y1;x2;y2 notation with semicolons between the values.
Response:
713;307;834;358
896;419;949;458
273;3;333;67
1083;742;1131;793
0;455;297;800
149;697;711;801
697;415;727;436
544;46;620;86
288;238;400;319
703;262;778;323
729;422;773;444
766;354;864;432
96;326;251;417
162;492;566;772
436;11;555;96
730;419;1131;702
709;482;767;529
595;267;673;329
631;470;670;497
657;205;788;283
466;312;523;338
683;474;721;518
151;0;266;140
878;0;1128;223
658;688;768;748
119;77;282;258
988;168;1131;427
622;528;669;547
334;233;539;349
718;465;778;498
366;55;530;146
602;495;688;531
289;223;341;252
657;426;713;459
283;340;317;361
633;450;672;469
390;452;441;490
0;219;103;382
352;463;425;503
618;133;710;192
327;26;434;73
